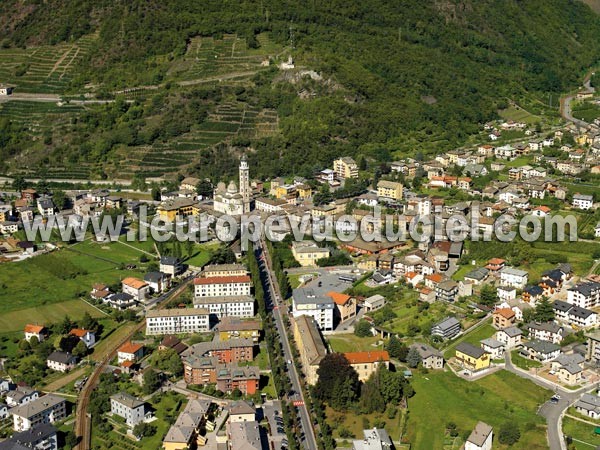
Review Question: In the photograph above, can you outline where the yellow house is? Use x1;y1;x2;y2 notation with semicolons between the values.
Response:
291;241;330;266
292;315;327;385
157;198;197;222
333;157;359;179
455;342;490;372
297;184;313;200
218;317;261;343
343;351;390;382
377;180;403;201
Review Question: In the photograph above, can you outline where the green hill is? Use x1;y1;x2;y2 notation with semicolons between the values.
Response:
1;0;599;181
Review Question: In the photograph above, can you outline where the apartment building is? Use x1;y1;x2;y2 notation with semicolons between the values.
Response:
193;276;252;298
193;295;255;318
343;351;390;382
110;392;148;427
333;157;359;179
292;288;335;332
292;315;327;385
11;395;66;432
146;308;210;335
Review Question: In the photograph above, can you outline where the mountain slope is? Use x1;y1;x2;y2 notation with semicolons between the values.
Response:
1;0;600;180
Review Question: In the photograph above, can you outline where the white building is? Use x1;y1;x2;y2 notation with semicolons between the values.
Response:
574;394;600;420
567;282;600;309
352;428;393;450
292;288;334;332
11;394;67;432
213;155;251;215
465;422;493;450
495;326;522;349
572;194;594;210
193;295;255;318
499;267;529;289
193;276;252;298
146;308;210;335
110;392;148;427
363;294;386;312
69;328;96;348
46;352;77;373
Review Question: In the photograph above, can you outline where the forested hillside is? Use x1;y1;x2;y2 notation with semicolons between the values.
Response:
0;0;599;181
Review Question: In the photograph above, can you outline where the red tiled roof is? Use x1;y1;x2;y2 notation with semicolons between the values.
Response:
24;324;45;334
193;275;251;285
343;351;390;364
118;342;143;354
326;291;352;306
69;328;90;337
122;277;148;290
494;308;515;320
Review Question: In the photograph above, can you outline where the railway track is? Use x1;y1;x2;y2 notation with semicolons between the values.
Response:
73;279;193;450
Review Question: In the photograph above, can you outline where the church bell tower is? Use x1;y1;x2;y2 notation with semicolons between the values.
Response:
239;154;251;213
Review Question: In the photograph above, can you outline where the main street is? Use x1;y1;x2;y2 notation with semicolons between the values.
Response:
256;239;319;450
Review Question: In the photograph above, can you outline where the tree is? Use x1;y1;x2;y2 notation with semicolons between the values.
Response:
315;353;360;409
152;348;183;376
72;340;88;358
406;347;422;368
52;189;68;210
196;180;213;198
533;298;555;322
142;369;161;394
57;316;74;334
80;312;98;331
498;422;521;445
479;284;498;306
18;339;31;352
386;336;408;360
354;319;372;337
133;422;157;439
12;175;26;192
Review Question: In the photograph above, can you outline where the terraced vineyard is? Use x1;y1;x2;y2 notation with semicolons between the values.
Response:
168;33;284;82
114;101;279;179
0;34;96;93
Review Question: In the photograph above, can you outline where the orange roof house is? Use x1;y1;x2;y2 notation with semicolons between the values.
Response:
122;277;148;290
327;291;357;323
493;308;516;329
343;350;390;381
69;329;90;338
117;342;144;363
326;292;352;306
24;324;45;334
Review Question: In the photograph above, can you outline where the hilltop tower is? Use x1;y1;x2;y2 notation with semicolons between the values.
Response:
239;154;251;213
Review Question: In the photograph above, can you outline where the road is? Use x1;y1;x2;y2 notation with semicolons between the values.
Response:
560;71;595;128
256;239;319;450
504;351;596;450
73;278;194;450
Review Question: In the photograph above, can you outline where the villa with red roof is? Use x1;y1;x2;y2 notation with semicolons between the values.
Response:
343;350;390;381
117;342;144;364
69;328;96;348
24;324;47;343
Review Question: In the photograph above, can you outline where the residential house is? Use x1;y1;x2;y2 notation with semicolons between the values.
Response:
5;387;38;407
117;342;144;364
11;394;66;432
431;317;461;340
495;326;523;348
351;428;393;450
215;363;260;395
327;292;357;323
162;399;213;450
497;286;517;302
377;180;403;201
493;308;516;329
551;353;585;385
572;194;594;210
521;340;560;362
499;267;529;289
291;241;330;267
69;328;96;348
522;285;544;305
568;282;600;309
110;392;148;427
183;338;254;365
464;268;489;285
527;322;563;344
182;355;218;385
343;351;390;382
292;288;334;331
480;338;505;359
1;423;57;450
292;315;328;385
158;335;188;355
144;271;171;294
218;317;261;343
553;300;598;328
435;280;459;302
46;352;77;373
121;277;150;302
160;256;184;276
410;343;444;369
465;422;493;450
104;292;136;310
333;157;359;179
363;294;386;312
24;325;47;343
455;342;490;372
145;308;210;335
574;394;600;419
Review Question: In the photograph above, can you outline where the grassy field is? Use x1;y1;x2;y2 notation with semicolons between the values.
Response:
327;334;383;353
0;247;146;314
510;350;543;371
442;320;495;359
562;417;600;449
327;405;404;441
0;299;105;333
406;371;549;450
498;106;541;124
184;242;219;267
572;99;600;123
